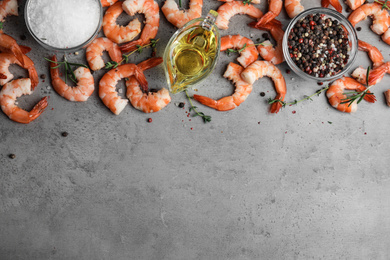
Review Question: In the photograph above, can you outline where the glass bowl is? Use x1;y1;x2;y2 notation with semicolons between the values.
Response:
282;7;358;82
24;0;103;52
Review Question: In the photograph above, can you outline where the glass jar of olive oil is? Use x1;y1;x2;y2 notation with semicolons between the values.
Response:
163;10;221;94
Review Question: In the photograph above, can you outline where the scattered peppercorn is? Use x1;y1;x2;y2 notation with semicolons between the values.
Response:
178;102;185;108
147;118;152;123
286;69;291;74
317;82;324;85
61;132;68;137
356;27;361;31
260;92;266;97
20;35;26;40
9;154;16;159
40;74;46;79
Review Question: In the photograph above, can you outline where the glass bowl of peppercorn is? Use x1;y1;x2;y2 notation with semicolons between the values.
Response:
283;7;358;82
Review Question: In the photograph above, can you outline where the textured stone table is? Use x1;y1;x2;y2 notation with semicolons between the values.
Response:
1;1;390;259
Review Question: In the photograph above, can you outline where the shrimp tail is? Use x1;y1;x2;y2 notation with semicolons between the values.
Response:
270;93;284;113
10;45;25;66
193;94;218;110
255;12;277;27
249;18;282;30
134;66;148;92
29;68;39;90
368;66;387;86
328;0;342;13
19;45;31;54
321;0;330;8
137;57;163;71
49;55;60;78
29;96;49;122
0;73;7;79
363;90;377;103
119;39;143;53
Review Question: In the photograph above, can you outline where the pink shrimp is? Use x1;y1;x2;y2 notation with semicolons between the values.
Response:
99;62;148;115
100;0;119;7
382;27;390;45
161;0;202;29
241;60;286;113
126;57;171;113
0;32;25;66
86;37;122;71
249;19;284;65
49;55;95;102
0;78;48;124
326;77;376;113
221;35;258;68
119;0;160;52
0;0;17;22
348;3;390;35
351;40;384;84
0;52;38;88
215;1;263;30
102;1;141;44
193;62;252;111
321;0;342;13
284;0;304;19
345;0;365;10
255;0;283;27
368;62;390;86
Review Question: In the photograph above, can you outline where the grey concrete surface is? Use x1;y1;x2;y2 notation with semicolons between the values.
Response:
1;1;390;259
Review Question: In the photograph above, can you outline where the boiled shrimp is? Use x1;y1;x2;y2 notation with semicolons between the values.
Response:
382;26;390;45
241;60;286;113
348;3;390;35
249;19;284;65
385;89;390;106
0;52;38;88
284;0;304;19
49;55;95;102
0;32;25;66
321;0;342;13
102;1;141;44
126;57;171;113
368;62;390;86
99;63;147;115
86;37;122;71
193;62;252;111
255;0;283;27
326;77;376;113
0;0;17;22
351;40;384;84
100;0;119;7
0;78;48;124
221;35;258;68
215;1;263;30
120;0;160;53
345;0;365;10
218;0;260;4
161;0;202;29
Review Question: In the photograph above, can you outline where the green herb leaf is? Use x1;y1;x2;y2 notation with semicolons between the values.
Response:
185;91;212;123
243;0;252;5
0;21;3;30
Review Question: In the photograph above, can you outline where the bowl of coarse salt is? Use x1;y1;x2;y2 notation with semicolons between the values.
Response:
25;0;103;52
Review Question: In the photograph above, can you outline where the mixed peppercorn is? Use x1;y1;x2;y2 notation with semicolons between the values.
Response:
287;13;350;78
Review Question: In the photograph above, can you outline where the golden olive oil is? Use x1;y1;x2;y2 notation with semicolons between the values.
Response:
166;26;218;93
164;11;220;94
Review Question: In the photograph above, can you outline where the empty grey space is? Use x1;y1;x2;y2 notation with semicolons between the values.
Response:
1;0;390;259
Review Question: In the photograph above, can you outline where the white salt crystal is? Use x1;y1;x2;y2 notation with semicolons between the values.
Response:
27;0;101;49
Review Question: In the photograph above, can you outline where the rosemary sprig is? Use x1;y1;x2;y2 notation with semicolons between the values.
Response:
340;67;372;107
0;21;3;30
104;39;160;69
45;56;88;84
179;0;182;8
268;86;330;108
243;0;252;5
185;90;212;123
374;0;390;10
225;42;264;56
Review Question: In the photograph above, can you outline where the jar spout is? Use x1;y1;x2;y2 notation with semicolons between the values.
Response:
201;10;218;31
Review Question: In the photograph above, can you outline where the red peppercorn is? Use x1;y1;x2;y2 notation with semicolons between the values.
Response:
290;53;293;58
299;38;303;43
147;118;152;123
302;23;307;28
309;21;316;26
